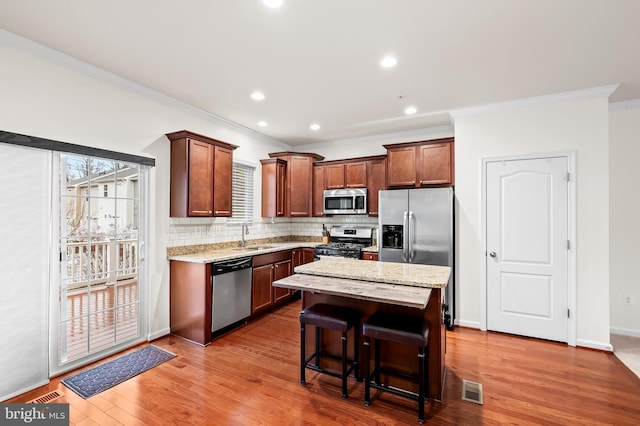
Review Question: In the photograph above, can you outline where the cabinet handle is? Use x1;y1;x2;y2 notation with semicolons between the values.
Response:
192;210;212;214
214;210;231;215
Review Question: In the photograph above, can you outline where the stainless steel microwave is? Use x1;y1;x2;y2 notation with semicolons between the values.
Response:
323;188;367;215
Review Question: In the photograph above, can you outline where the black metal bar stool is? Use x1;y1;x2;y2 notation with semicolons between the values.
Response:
299;303;361;398
363;311;430;424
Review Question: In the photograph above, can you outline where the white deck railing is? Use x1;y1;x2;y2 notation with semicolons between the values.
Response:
64;238;137;288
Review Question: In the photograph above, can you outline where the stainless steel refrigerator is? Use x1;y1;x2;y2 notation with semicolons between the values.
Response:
378;187;455;328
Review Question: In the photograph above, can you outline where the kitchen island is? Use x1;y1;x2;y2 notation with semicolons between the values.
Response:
273;257;451;401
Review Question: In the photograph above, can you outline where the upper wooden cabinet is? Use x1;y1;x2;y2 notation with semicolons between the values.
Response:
312;165;326;217
262;152;324;218
260;158;287;218
384;138;454;188
366;156;387;217
325;162;367;189
168;130;238;217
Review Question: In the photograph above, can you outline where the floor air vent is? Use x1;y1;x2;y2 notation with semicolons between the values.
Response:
28;390;64;404
461;380;483;404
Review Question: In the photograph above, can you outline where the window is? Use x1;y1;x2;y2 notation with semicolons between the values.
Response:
103;184;108;197
231;162;255;223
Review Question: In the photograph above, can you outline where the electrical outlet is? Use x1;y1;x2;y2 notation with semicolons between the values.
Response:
623;295;632;305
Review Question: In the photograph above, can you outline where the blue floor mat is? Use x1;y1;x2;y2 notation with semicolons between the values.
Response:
61;345;176;398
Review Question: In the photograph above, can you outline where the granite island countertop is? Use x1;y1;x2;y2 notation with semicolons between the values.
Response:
294;257;450;289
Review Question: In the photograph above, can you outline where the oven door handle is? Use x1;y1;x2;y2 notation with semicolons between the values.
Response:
402;211;409;262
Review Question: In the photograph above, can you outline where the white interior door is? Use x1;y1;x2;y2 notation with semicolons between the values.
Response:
486;157;568;342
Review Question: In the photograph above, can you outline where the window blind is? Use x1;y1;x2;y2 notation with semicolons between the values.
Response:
0;143;50;400
231;162;255;223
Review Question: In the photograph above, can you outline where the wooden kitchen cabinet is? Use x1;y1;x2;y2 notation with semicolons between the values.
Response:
361;252;379;261
312;165;326;217
168;130;238;217
273;258;292;303
251;250;294;315
385;138;454;188
325;162;366;189
292;247;316;268
264;152;324;218
261;158;287;217
366;156;386;217
170;260;212;345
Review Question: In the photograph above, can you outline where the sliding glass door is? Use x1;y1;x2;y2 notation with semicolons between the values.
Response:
55;154;146;369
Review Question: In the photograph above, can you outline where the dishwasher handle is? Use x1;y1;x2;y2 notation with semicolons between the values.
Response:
212;257;253;275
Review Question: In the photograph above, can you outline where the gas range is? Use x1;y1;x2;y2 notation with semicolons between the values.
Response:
314;226;373;259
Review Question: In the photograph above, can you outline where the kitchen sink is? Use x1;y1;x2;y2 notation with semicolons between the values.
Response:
233;245;274;251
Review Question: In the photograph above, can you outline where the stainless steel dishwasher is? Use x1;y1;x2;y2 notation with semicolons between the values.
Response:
211;256;252;333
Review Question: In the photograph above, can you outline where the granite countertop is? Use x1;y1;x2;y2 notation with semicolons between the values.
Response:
167;240;321;263
273;273;432;309
294;257;450;289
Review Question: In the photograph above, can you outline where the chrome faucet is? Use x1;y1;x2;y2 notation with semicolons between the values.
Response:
241;222;249;247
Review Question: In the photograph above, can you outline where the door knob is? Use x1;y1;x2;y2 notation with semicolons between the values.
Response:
489;251;497;258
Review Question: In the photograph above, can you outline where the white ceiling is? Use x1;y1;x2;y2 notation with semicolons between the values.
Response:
1;0;639;146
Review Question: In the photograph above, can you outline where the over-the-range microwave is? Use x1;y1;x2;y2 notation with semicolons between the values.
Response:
323;188;367;215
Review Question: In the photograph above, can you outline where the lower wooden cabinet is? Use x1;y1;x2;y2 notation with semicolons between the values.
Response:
361;252;379;261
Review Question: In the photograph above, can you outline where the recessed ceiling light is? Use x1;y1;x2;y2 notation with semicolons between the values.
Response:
380;55;397;68
257;121;268;127
263;0;284;8
404;106;417;115
250;91;265;101
310;123;320;131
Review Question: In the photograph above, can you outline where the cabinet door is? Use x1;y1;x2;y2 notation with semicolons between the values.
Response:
291;249;302;268
366;159;386;216
387;146;417;188
302;248;316;264
276;161;286;216
288;156;312;217
187;139;215;216
213;145;233;216
325;164;345;189
345;162;367;188
252;264;274;313
418;143;452;186
273;259;292;303
312;165;326;217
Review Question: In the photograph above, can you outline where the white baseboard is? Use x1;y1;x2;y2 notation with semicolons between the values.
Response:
148;327;171;341
455;319;481;329
610;327;640;338
576;338;613;352
1;379;50;402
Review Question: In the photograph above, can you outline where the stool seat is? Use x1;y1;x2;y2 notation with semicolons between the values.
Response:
363;311;429;347
300;303;360;331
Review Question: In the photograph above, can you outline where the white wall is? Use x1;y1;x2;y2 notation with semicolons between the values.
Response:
0;38;289;341
454;95;611;349
609;104;640;337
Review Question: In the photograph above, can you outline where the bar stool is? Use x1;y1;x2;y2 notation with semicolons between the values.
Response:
299;303;361;398
363;311;430;424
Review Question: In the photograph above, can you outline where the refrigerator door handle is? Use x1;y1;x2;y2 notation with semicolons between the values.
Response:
408;211;415;262
402;211;409;262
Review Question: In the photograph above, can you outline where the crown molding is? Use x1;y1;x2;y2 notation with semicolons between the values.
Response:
449;84;620;121
296;124;454;152
0;28;289;149
609;98;640;111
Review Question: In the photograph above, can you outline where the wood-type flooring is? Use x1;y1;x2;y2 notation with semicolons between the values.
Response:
8;301;640;425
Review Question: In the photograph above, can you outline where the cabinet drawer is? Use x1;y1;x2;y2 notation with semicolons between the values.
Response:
252;250;292;267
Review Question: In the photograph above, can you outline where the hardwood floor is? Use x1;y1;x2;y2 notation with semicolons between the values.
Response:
8;301;640;425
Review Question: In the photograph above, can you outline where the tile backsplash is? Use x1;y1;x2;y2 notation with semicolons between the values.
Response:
168;216;378;248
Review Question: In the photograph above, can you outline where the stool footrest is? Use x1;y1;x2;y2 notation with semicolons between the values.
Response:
368;381;427;402
370;366;422;385
304;351;357;379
